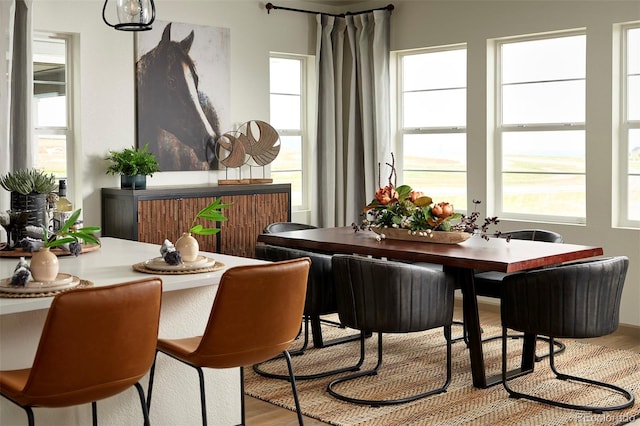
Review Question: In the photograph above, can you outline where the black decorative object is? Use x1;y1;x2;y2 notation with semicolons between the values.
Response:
10;193;48;242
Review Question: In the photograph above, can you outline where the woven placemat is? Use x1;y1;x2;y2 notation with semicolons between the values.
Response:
132;261;225;275
0;279;93;298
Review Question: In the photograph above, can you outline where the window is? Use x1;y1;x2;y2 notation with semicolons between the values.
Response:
496;33;586;222
621;24;640;226
398;46;467;209
269;55;306;209
32;34;71;180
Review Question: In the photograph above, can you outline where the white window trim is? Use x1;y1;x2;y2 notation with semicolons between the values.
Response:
617;22;640;229
396;44;468;210
494;30;587;225
269;52;311;212
33;32;79;209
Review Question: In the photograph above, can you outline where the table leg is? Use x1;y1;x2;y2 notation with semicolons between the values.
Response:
521;332;536;370
446;267;488;388
448;267;536;388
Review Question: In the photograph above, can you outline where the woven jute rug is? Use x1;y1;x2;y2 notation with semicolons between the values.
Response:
244;319;640;425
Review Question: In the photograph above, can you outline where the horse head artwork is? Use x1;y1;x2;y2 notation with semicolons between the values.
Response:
136;23;221;171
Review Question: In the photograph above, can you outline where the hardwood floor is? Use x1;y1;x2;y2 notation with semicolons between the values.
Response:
244;304;640;425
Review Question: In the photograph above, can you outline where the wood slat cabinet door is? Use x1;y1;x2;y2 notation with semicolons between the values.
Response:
180;197;218;253
218;194;256;258
137;197;218;253
137;199;179;245
218;192;289;258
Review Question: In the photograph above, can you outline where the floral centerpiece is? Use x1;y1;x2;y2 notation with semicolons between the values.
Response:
357;154;500;243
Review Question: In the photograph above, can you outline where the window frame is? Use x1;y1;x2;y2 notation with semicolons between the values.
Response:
268;52;309;211
618;22;640;229
494;30;587;224
396;44;468;211
32;32;74;186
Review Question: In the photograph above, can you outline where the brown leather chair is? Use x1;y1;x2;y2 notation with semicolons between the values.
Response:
146;258;311;426
501;256;634;413
0;278;163;426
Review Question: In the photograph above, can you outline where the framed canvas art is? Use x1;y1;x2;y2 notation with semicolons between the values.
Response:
135;20;230;171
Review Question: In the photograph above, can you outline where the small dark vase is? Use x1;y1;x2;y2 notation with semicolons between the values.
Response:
120;175;147;189
10;192;48;241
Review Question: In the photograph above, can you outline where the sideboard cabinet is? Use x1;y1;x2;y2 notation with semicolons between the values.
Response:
101;184;290;257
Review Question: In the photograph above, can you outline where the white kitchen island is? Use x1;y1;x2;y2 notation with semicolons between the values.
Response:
0;237;265;426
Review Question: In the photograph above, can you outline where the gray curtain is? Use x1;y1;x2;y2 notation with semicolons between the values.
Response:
0;0;33;210
312;10;391;228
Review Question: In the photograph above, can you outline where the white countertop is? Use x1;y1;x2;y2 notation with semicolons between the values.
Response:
0;237;265;315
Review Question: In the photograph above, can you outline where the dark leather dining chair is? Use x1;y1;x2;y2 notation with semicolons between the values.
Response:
0;278;163;426
254;244;362;380
500;256;634;413
146;258;311;426
263;221;317;234
260;222;357;349
474;229;564;298
328;254;455;407
473;229;565;360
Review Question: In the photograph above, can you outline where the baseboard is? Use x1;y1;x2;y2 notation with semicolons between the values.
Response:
454;295;640;340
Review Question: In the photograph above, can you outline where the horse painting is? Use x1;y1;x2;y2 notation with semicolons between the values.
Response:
136;23;223;171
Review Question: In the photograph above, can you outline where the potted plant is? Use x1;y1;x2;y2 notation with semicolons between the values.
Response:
175;199;231;262
105;143;160;189
27;208;100;283
0;169;57;239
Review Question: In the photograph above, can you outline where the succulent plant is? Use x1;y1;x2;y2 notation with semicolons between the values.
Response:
0;169;57;195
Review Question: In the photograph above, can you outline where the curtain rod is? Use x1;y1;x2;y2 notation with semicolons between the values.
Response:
265;2;394;18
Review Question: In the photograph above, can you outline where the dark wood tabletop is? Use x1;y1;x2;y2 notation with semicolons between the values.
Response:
257;226;605;388
257;226;604;273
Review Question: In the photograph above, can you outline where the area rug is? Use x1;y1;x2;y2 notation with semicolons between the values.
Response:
244;320;640;425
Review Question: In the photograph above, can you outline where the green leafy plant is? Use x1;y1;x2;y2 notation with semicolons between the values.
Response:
188;199;232;235
0;169;57;195
42;209;101;249
105;144;160;177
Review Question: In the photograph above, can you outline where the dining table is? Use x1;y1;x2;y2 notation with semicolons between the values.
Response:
0;237;265;426
257;226;605;389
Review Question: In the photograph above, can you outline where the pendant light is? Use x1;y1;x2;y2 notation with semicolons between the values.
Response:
102;0;156;31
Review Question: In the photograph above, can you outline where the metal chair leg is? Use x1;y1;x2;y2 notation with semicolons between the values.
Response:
283;350;305;426
253;329;365;381
502;329;635;413
146;351;159;411
327;327;452;407
134;382;151;426
25;406;35;426
92;401;98;426
196;366;207;426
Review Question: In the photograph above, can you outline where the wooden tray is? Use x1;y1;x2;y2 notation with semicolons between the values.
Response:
0;244;100;257
372;227;471;244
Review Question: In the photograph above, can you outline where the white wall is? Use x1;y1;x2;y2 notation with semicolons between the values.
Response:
26;0;640;327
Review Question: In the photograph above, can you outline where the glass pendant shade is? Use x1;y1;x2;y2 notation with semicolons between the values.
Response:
102;0;156;31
